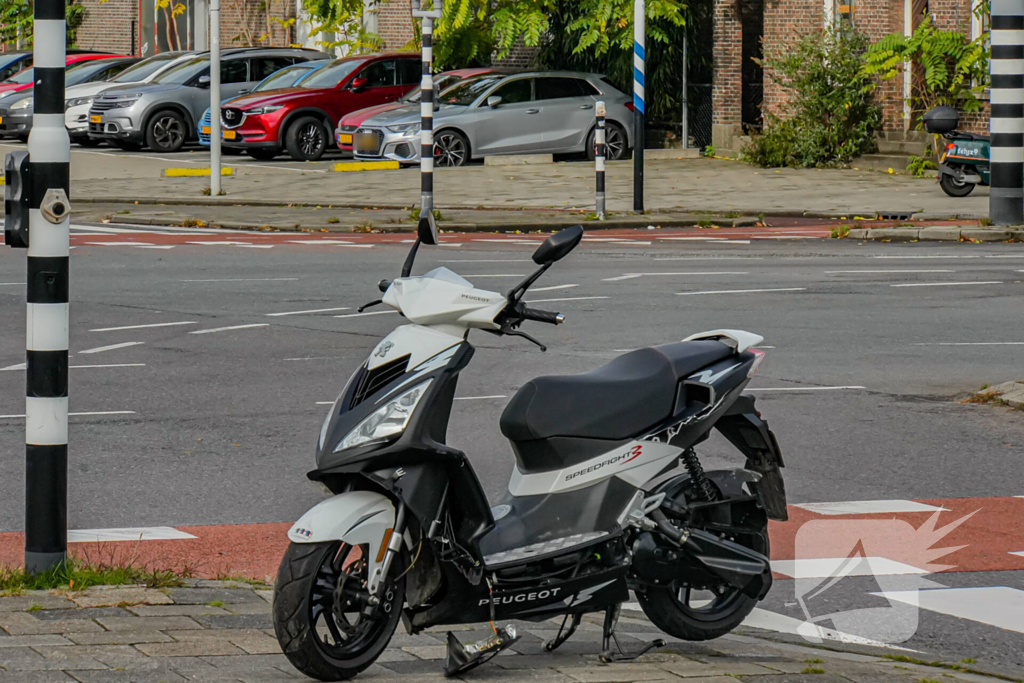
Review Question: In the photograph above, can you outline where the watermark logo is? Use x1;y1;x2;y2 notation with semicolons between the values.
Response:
792;509;975;645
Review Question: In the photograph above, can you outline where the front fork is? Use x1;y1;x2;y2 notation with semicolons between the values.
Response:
369;500;407;603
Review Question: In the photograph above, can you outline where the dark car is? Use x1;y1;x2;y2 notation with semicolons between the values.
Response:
220;52;420;161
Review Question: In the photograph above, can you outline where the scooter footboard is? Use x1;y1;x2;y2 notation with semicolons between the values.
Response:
287;491;396;589
715;396;788;521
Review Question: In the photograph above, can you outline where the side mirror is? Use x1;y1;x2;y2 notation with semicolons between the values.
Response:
418;211;438;246
486;95;502;108
532;225;583;265
350;77;368;93
197;75;211;88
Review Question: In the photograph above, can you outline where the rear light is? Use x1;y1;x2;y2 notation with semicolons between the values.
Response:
748;348;766;378
946;142;956;150
625;102;636;112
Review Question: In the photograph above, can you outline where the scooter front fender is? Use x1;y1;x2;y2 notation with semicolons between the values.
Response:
288;491;396;591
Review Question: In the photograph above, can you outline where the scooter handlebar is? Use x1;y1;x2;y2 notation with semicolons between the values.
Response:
521;307;564;325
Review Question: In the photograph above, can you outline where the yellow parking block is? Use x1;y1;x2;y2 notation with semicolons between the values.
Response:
161;167;234;177
332;161;400;172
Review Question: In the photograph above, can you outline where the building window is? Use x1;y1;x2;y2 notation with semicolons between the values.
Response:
825;0;854;27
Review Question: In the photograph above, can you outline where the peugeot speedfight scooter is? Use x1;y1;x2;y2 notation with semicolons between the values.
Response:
273;218;789;681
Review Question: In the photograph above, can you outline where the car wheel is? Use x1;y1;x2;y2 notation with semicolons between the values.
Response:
285;116;328;161
146;110;187;153
433;129;468;167
247;148;279;161
113;141;143;152
587;123;627;161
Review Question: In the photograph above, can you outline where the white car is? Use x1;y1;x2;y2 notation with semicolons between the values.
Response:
64;51;193;145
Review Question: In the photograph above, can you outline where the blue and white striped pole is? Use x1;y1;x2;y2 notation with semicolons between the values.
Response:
26;0;71;574
633;0;645;212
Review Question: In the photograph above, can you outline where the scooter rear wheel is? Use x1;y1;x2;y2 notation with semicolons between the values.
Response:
636;528;769;641
939;172;975;197
273;541;404;681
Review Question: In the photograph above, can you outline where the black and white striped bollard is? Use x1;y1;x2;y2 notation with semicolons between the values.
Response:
412;0;442;223
595;101;606;220
990;0;1024;225
27;0;72;573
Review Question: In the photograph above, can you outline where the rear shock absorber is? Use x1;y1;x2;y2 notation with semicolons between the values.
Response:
681;449;717;502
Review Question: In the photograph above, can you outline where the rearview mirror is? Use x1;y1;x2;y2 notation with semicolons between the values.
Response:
486;95;502;108
418;211;438;246
532;225;583;265
197;75;211;88
350;77;368;93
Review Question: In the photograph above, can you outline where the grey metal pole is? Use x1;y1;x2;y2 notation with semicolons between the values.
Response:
990;0;1024;225
633;0;645;212
26;0;71;574
412;0;442;219
210;0;222;196
681;32;688;150
595;101;606;219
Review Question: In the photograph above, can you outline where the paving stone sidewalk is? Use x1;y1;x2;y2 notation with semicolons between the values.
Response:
0;583;1013;683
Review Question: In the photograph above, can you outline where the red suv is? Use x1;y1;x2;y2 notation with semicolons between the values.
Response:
221;53;420;161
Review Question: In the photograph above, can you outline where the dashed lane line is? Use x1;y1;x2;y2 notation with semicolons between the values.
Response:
454;395;508;401
0;411;136;419
890;281;1002;288
825;269;956;274
182;278;299;283
677;288;806;296
334;310;398;319
189;323;270;335
524;296;610;304
90;321;196;332
915;341;1024;346
603;271;749;282
80;341;144;354
1;363;146;372
266;307;351;317
746;385;866;392
530;284;578;292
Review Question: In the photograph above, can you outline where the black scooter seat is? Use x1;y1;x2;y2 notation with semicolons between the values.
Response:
499;340;734;442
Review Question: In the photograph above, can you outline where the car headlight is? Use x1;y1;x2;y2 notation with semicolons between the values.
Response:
243;105;283;116
65;96;94;109
333;380;431;452
106;98;139;109
386;122;420;134
11;97;33;110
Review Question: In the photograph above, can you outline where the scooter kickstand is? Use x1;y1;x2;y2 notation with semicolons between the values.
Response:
599;604;665;664
543;613;582;652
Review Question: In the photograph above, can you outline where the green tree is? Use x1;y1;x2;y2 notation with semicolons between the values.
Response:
0;0;87;47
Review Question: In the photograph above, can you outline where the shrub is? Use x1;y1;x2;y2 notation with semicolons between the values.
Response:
742;28;881;168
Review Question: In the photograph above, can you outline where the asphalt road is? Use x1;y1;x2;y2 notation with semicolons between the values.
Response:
1;226;1023;673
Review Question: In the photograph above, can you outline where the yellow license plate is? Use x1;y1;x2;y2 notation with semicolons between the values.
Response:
338;133;353;144
90;115;101;124
223;130;236;140
202;125;211;135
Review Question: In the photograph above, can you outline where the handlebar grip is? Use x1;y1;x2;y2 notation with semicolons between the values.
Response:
378;279;392;293
522;307;564;325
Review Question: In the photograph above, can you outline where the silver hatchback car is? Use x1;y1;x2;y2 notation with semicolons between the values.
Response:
352;71;633;166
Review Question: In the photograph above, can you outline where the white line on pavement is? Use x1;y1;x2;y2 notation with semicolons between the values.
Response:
0;363;26;371
874;255;981;259
86;242;156;247
677;288;805;296
772;557;928;579
266;307;351;317
604;271;749;281
655;256;764;261
877;587;1024;635
472;238;545;243
90;321;196;332
0;411;136;419
190;323;270;335
914;341;1024;346
525;296;610;304
287;240;355;245
530;284;578;292
68;527;197;543
182;278;299;282
135;245;177;250
825;270;956;274
890;281;1002;288
464;274;527;278
794;500;947;515
746;386;866;392
442;259;533;263
231;244;273;249
335;311;398;319
454;395;508;401
80;341;144;354
2;363;147;371
0;282;24;286
315;401;334;405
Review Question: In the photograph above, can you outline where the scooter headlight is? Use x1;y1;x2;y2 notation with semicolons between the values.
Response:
334;380;432;452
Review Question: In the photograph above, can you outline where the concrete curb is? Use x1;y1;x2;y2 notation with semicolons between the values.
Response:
846;226;1024;242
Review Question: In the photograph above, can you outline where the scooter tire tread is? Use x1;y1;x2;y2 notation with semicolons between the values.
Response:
635;587;757;641
273;541;397;681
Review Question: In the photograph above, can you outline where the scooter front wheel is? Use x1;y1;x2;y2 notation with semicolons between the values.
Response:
939;173;976;197
274;541;404;681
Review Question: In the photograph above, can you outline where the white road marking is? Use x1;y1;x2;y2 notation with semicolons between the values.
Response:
80;341;144;354
285;356;348;361
231;244;273;249
658;236;729;241
2;363;147;372
472;238;544;244
874;255;981;259
454;395;508;401
0;282;24;286
183;278;299;282
604;271;748;281
677;288;805;296
266;307;351;317
1010;551;1024;558
135;245;177;250
825;269;956;274
877;587;1024;634
68;527;197;543
86;241;156;247
0;363;26;371
335;310;397;319
465;274;526;278
739;607;915;650
186;241;260;247
530;284;578;292
914;341;1024;346
90;321;196;332
315;401;334;405
0;411;136;419
772;557;928;579
891;281;1002;288
525;296;610;304
794;500;948;515
443;259;533;263
747;385;865;392
190;323;270;335
287;240;355;245
655;256;763;261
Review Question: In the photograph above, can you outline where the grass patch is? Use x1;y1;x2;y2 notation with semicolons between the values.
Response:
802;667;826;674
961;389;1023;412
180;217;207;228
961;658;976;664
830;224;851;239
979;217;994;227
880;654;1020;682
327;217;340;224
213;573;271;588
804;658;824;664
206;600;224;608
408;207;444;222
0;557;189;592
26;603;42;612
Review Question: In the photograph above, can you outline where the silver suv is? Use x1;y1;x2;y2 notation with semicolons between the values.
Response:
87;47;329;152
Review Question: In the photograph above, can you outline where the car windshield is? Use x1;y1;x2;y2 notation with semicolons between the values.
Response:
8;67;35;84
110;54;180;83
400;72;472;103
0;53;25;72
254;64;313;91
9;59;102;85
440;76;503;106
151;56;209;85
67;59;127;85
299;59;363;89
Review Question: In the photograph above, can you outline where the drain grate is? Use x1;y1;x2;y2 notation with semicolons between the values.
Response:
877;211;916;220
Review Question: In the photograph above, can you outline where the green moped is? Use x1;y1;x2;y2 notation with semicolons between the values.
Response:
923;106;989;197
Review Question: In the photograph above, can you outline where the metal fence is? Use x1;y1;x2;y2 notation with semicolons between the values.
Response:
687;83;713;150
